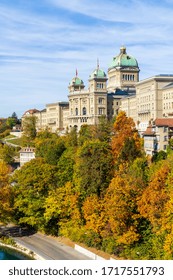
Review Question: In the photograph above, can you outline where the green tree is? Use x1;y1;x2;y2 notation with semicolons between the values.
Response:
64;127;78;147
11;112;18;121
74;140;113;198
78;125;93;146
56;147;75;187
6;117;17;129
94;115;112;142
35;135;66;165
151;151;167;162
0;144;16;164
22;115;37;144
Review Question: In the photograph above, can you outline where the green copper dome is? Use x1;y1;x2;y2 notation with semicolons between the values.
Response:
109;46;138;69
69;76;84;86
89;68;107;79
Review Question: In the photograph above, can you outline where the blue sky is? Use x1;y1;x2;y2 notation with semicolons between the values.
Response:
1;0;173;118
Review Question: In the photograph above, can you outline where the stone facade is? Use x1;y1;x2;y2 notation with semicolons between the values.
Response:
121;75;173;134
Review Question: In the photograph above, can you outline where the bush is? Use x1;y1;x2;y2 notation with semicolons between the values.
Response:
0;236;16;246
101;237;117;254
81;230;102;249
59;222;86;243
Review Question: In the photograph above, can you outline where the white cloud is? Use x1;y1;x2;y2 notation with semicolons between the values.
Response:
48;0;173;24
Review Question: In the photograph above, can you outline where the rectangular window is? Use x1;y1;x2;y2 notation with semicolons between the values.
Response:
98;108;104;115
98;98;104;104
97;83;103;89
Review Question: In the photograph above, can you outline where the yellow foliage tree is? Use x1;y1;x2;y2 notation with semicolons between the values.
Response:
0;161;13;223
82;195;106;236
103;171;141;245
44;182;81;236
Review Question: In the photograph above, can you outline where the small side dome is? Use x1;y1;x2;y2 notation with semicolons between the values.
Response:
89;68;107;79
109;46;138;69
68;70;85;93
69;76;84;86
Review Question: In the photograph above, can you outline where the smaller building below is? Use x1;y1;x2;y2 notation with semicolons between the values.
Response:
19;147;35;167
143;118;173;155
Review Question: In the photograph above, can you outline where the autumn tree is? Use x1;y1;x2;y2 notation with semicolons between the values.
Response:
11;158;57;230
136;160;172;259
160;165;173;258
82;195;106;248
138;161;170;230
103;172;139;248
0;161;13;224
99;157;149;255
111;111;142;166
44;182;81;237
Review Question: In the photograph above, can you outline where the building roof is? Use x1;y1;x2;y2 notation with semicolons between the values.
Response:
23;109;40;116
40;108;46;112
20;147;35;153
109;46;138;69
163;82;173;89
155;118;173;127
143;125;155;136
137;75;173;86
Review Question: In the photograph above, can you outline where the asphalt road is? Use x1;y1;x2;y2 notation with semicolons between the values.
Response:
1;226;91;260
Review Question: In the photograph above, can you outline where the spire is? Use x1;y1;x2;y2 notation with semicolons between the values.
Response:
97;58;99;70
76;69;78;77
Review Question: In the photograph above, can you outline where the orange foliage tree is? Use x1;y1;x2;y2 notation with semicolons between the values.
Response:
138;162;171;230
158;162;173;258
111;111;142;165
82;195;106;236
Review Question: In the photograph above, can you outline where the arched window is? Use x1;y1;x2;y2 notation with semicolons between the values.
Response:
75;108;78;115
82;107;87;115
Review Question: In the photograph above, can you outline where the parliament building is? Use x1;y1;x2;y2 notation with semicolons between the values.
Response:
23;46;173;145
